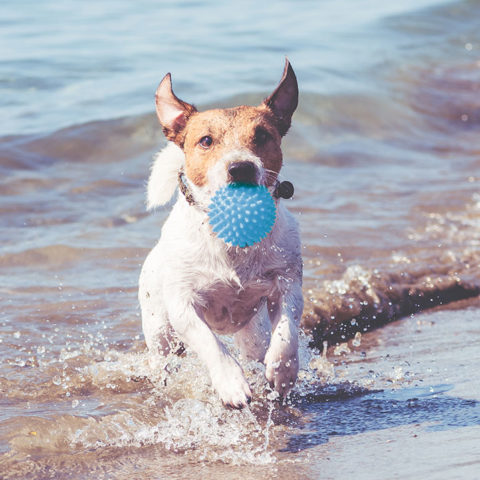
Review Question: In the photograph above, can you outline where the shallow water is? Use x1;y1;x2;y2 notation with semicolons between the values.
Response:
1;0;480;478
2;304;479;479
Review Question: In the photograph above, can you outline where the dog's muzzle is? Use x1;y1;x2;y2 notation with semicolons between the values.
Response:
228;161;257;184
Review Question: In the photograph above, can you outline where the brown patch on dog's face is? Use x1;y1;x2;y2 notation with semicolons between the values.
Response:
182;105;283;187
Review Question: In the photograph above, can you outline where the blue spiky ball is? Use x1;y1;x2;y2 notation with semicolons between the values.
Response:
208;184;277;247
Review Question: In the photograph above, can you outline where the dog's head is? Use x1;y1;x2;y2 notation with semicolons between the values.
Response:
154;60;298;198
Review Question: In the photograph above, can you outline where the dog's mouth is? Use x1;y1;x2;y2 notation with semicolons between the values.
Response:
179;169;294;209
227;164;295;201
225;161;294;199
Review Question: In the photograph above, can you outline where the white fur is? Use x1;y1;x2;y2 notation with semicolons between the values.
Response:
146;142;184;210
139;142;303;408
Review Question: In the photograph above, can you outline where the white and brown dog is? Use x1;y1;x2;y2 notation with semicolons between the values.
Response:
139;59;303;408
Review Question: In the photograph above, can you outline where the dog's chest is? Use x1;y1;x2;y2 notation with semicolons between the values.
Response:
198;251;281;334
201;276;272;334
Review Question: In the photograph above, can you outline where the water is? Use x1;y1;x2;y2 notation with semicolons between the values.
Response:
1;0;480;478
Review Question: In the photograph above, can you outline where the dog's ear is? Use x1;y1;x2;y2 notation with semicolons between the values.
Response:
264;59;298;136
155;74;197;146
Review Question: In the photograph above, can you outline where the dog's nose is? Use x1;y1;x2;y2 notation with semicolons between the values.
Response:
228;161;257;184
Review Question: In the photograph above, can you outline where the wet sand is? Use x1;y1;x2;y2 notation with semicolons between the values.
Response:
286;301;480;480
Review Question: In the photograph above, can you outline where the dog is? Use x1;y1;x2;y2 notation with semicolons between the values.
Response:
139;59;303;408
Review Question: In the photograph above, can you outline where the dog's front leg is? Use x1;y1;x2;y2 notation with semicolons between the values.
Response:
168;301;252;409
264;282;303;397
234;300;271;363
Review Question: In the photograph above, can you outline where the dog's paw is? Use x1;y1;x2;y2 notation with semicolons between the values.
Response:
264;350;299;398
210;359;252;409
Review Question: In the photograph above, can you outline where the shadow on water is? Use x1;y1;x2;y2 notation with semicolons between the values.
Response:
284;384;480;452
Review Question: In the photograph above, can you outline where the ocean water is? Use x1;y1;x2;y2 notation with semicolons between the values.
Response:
1;0;480;478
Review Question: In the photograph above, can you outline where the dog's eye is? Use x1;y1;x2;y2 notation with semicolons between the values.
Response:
199;135;213;149
254;128;270;147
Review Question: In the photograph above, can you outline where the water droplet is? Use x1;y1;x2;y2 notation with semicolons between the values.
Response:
352;332;362;347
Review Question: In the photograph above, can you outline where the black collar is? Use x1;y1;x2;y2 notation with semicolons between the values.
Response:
178;171;196;206
178;171;294;207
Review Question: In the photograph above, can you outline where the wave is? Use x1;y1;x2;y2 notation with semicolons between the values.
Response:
304;192;480;348
0;114;164;174
305;263;480;349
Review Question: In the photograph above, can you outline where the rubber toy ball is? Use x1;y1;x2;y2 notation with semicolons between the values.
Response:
208;183;277;247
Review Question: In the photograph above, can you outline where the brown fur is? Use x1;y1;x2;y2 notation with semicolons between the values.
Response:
182;105;283;187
